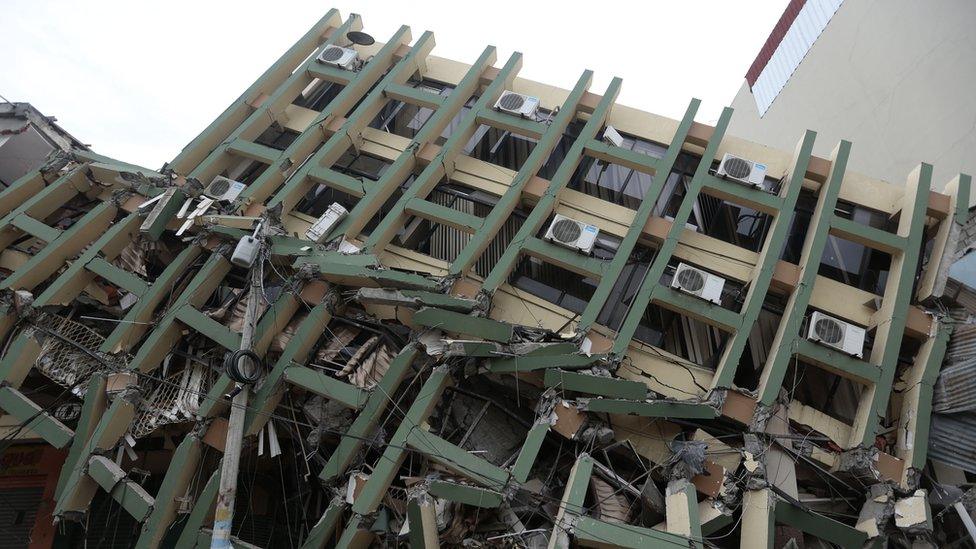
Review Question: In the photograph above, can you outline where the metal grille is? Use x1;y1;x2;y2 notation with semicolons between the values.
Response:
33;314;114;396
498;93;525;111
814;317;844;344
131;363;214;438
320;46;345;62
207;177;230;196
551;219;582;243
676;268;705;293
722;156;752;179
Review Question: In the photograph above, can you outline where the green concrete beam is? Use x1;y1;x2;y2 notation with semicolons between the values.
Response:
428;480;504;508
10;214;60;242
578;99;699;331
793;338;881;384
86;257;149;296
406;495;438;548
488;353;604;373
549;454;594;547
245;301;332;433
0;385;73;448
709;131;816;389
475;107;548;140
174;306;242;351
701;173;783;215
140;188;187;241
405;197;483;234
135;432;204;549
666;479;703;546
479;77;621;293
522;236;606;280
0;330;42;387
611;106;734;356
449;70;594;277
351;367;450;514
0;168;84;249
284;364;367;409
583;140;658;176
300;498;347;549
412;307;514;343
87;455;154;521
405;429;510;490
307;165;369;197
755;140;852;406
510;421;549;483
0;170;46;220
226;137;281;165
35;211;144;307
574;516;692;548
774;499;867;549
581;398;717;419
320;344;419;482
543;369;647;400
652;286;741;332
385;82;446;110
55;390;138;517
100;244;203;353
293;257;440;291
2;201;117;291
829;215;906;255
357;49;518;250
55;373;107;500
173;467;221;549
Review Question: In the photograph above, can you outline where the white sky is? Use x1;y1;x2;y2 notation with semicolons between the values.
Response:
1;1;788;170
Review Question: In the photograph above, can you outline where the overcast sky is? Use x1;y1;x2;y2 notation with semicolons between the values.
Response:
1;1;788;170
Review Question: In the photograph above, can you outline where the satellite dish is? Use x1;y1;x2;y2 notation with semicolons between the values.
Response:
346;31;375;46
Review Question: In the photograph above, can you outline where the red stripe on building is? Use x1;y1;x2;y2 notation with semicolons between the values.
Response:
745;0;807;87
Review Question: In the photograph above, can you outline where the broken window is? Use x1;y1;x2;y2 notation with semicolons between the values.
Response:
254;122;300;151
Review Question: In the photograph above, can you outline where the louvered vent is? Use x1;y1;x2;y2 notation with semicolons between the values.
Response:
320;46;345;62
551;218;582;243
722;156;752;179
676;268;706;293
813;317;844;344
498;93;525;111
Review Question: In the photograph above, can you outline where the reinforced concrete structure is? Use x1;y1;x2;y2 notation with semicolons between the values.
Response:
0;8;972;548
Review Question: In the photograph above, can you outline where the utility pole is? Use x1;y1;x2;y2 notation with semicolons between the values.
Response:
211;238;263;548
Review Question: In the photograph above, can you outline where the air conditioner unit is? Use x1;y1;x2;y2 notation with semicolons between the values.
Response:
670;263;725;305
716;153;767;188
807;311;865;358
544;214;600;254
603;125;625;148
494;91;540;118
317;45;359;70
204;176;247;202
305;203;348;243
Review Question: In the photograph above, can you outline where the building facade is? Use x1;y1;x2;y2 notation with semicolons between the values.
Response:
0;8;971;548
729;0;976;195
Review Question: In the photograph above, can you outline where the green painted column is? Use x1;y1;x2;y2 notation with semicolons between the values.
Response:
755;141;852;406
610;106;735;357
447;70;594;277
709;130;817;390
576;99;700;331
479;78;622;294
358;50;521;251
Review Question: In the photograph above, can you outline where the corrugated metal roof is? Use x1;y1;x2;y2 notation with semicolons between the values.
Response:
934;325;976;413
930;412;976;474
750;0;845;116
746;0;807;87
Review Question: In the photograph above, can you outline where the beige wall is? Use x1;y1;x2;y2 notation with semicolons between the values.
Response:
729;0;976;202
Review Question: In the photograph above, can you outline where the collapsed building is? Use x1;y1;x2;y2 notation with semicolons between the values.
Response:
0;8;974;548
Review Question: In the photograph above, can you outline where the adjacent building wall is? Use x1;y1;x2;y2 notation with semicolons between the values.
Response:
730;0;976;198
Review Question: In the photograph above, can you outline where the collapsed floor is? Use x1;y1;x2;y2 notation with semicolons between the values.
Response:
1;9;975;549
